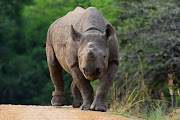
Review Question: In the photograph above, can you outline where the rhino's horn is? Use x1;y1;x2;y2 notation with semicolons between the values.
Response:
87;42;95;48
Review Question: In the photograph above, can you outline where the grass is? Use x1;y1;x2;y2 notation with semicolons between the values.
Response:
147;104;180;120
108;102;180;120
107;80;180;119
106;61;180;119
148;106;170;120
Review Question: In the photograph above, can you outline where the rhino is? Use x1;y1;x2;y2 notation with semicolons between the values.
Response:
46;7;119;112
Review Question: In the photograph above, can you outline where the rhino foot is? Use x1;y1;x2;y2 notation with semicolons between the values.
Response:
51;91;66;106
90;102;106;112
79;103;91;110
72;99;83;108
51;96;66;106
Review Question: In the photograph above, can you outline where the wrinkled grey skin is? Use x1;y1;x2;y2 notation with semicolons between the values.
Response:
46;7;119;112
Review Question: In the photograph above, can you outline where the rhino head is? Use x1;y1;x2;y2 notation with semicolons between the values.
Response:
71;24;114;81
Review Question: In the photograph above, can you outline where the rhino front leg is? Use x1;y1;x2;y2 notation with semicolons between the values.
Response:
71;81;83;108
46;40;66;106
49;63;66;106
71;65;94;110
90;62;118;112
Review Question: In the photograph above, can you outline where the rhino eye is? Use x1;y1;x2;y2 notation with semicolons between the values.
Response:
103;56;106;59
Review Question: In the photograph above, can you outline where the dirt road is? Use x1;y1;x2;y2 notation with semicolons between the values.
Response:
0;105;132;120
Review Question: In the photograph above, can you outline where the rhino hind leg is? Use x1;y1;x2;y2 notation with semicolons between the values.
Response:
71;81;83;108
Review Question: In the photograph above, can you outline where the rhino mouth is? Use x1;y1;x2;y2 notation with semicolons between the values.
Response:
81;67;102;81
83;73;98;81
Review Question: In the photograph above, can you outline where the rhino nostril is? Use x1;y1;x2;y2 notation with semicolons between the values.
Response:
83;67;86;73
96;68;101;74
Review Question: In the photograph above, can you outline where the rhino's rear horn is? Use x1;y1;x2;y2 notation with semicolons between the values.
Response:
104;24;114;41
71;25;81;41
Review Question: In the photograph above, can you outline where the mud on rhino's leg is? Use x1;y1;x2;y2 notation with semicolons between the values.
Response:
90;62;118;112
71;65;94;110
71;81;83;108
46;41;66;106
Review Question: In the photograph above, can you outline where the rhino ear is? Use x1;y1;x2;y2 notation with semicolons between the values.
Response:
104;24;114;41
71;25;81;41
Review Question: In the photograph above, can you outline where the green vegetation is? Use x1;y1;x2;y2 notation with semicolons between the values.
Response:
0;0;179;118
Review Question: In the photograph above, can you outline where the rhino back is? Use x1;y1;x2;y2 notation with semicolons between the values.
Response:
74;7;106;33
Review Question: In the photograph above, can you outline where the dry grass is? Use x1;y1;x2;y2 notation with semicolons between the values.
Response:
108;60;180;119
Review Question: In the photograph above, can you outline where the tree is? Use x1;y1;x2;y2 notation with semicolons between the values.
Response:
115;0;180;100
